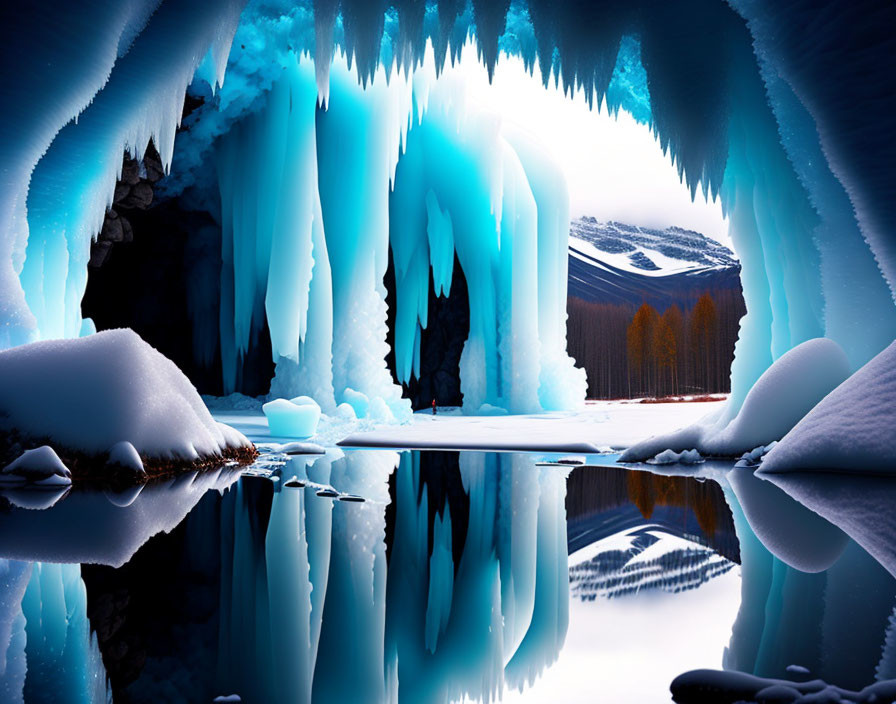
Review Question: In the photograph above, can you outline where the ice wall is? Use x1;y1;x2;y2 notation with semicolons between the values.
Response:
3;0;243;345
4;0;894;424
208;40;584;414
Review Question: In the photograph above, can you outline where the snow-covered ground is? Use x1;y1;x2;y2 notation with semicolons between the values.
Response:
213;398;725;454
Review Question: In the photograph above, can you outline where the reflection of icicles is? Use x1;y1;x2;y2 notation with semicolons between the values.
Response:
425;504;453;655
19;563;110;704
876;600;896;681
387;451;570;702
0;560;31;704
216;450;395;704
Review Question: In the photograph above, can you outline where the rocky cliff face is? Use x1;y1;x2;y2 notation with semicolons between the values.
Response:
90;143;165;269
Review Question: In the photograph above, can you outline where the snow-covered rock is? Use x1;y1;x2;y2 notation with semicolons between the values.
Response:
0;329;252;465
647;448;703;465
1;446;71;486
760;340;896;474
262;397;321;437
106;441;145;475
620;338;851;461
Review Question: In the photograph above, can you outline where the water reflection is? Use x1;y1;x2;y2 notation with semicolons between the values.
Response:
5;449;896;703
723;468;896;691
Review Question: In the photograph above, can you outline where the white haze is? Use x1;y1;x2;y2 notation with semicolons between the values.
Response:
452;46;732;249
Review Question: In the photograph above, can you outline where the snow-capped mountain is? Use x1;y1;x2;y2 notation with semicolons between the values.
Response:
568;218;741;307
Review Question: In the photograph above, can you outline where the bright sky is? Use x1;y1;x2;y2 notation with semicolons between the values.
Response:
449;46;732;249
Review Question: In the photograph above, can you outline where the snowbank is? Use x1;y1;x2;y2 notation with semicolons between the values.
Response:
620;339;850;461
0;329;253;469
760;340;896;474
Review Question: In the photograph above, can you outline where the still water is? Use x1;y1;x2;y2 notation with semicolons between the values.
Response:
0;450;893;703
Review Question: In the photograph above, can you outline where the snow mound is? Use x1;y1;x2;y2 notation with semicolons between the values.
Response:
106;441;145;474
0;329;251;461
2;446;71;485
761;340;896;474
647;448;703;465
620;338;850;461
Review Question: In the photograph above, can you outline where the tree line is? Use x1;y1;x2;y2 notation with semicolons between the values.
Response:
567;290;745;399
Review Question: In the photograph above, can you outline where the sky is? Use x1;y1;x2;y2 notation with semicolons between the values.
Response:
446;45;732;249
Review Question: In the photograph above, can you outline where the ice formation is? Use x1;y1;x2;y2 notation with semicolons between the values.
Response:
1;0;894;431
0;329;251;462
262;397;322;438
760;340;896;474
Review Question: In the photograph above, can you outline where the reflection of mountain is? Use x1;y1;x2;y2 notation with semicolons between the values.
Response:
569;525;735;601
566;465;740;564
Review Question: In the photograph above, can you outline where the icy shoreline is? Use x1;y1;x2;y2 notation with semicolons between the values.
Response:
212;398;724;454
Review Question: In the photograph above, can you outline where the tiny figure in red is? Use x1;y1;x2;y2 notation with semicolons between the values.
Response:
431;399;437;415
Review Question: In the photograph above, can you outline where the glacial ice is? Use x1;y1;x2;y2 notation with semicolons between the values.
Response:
0;329;251;461
0;561;111;703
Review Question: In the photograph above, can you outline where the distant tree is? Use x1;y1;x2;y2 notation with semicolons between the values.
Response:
662;305;684;394
653;315;677;396
689;293;718;393
627;303;659;396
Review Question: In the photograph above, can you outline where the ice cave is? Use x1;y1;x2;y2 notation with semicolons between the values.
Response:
1;0;895;702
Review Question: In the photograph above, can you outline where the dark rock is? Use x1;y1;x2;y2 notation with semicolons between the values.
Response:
142;145;165;183
120;215;133;243
100;211;124;242
113;181;131;204
119;181;153;209
120;157;140;186
89;240;113;268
